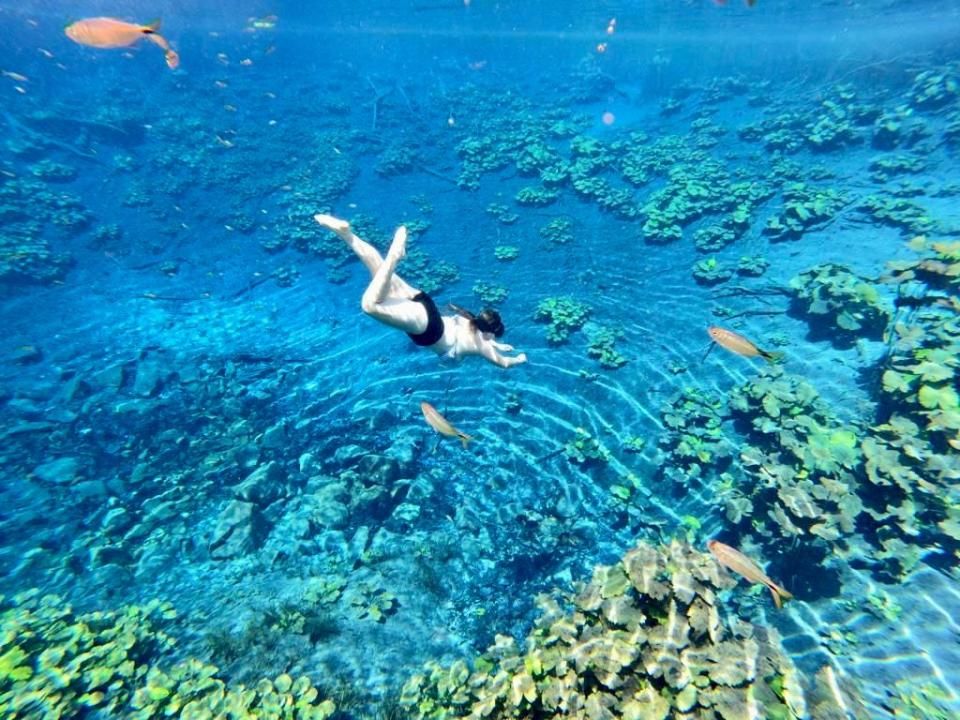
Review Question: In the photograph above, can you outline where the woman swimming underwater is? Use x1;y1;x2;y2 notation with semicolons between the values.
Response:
314;214;527;369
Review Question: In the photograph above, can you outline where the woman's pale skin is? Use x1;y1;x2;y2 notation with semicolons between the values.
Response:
314;214;527;368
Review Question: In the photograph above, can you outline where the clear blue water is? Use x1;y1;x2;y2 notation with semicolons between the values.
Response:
1;1;959;718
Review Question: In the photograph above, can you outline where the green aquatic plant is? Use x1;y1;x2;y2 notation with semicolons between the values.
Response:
806;100;859;151
692;256;734;286
539;217;575;246
859;194;935;235
515;185;560;207
788;263;891;340
728;367;867;544
693;224;736;253
375;144;416;176
484;202;519;225
494;245;520;262
0;591;177;718
350;586;397;623
401;248;460;295
563;427;611;467
882;678;954;720
29;159;77;183
909;61;960;111
658;388;732;482
0;591;333;719
868;153;925;182
400;540;823;720
534;296;591;344
737;255;769;277
585;326;628;369
763;183;849;242
472;281;509;306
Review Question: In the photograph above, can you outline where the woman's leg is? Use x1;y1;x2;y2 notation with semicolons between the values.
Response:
359;226;429;333
314;214;416;296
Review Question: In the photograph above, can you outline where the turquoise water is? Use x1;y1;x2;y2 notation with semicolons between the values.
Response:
1;1;959;718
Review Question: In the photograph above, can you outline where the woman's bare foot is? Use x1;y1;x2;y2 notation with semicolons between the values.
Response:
314;214;351;237
387;226;407;262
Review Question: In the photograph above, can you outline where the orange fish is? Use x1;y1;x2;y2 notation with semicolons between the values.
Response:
420;402;472;449
708;540;793;609
707;326;783;363
65;17;179;69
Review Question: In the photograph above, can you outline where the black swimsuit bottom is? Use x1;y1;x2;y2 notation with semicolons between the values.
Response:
407;291;445;347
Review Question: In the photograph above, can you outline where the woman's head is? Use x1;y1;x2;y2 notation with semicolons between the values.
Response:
474;308;505;338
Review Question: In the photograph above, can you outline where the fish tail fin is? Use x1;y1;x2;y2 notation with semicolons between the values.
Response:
770;583;793;609
459;433;473;450
760;349;784;364
143;18;161;33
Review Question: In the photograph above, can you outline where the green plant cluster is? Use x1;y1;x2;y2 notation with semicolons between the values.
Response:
539;217;575;246
515;186;560;207
485;203;519;225
129;662;334;720
29;159;76;183
881;678;954;719
639;158;732;245
473;281;509;306
859;194;935;235
660;97;683;115
909;62;960;111
868;154;925;182
494;245;520;262
736;255;769;277
278;131;358;215
0;591;337;720
620;136;687;187
806;100;859;151
738;111;807;153
563;427;611;467
762;183;849;242
570;174;639;219
658;388;732;481
349;585;397;623
0;223;71;284
0;590;177;718
727;368;866;543
871;105;930;150
586;327;628;369
515;140;563;177
402;249;460;295
399;218;433;241
399;540;816;720
788;263;891;340
876;237;960;568
691;257;734;286
534;296;591;344
692;224;735;253
375;144;416;176
945;111;960;147
689;118;728;150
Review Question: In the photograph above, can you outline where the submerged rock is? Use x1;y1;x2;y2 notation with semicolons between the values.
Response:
235;460;286;506
209;499;270;559
11;344;43;365
32;456;80;485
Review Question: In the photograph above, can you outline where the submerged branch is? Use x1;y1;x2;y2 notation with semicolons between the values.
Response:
722;309;788;320
711;284;792;300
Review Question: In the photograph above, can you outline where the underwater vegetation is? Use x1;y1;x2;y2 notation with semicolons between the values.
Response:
0;590;335;720
400;541;859;720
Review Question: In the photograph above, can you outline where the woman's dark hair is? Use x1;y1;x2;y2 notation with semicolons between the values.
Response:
474;308;505;338
448;304;506;338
